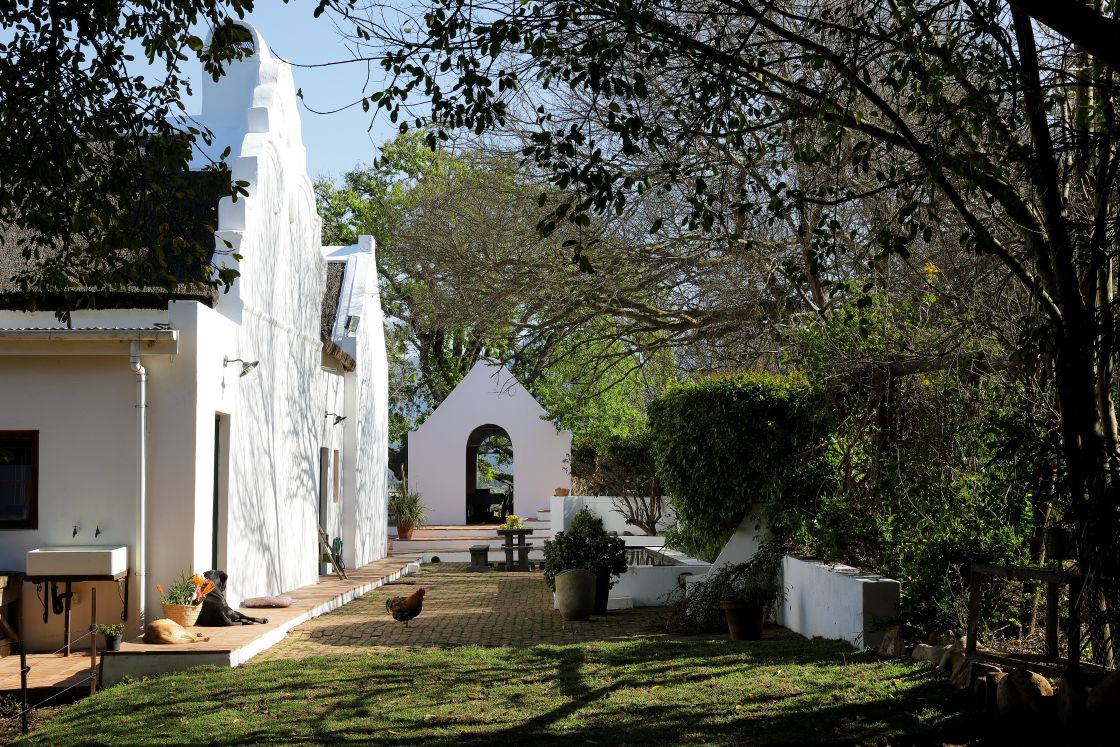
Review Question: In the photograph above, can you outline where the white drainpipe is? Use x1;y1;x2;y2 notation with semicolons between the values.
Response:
130;341;147;630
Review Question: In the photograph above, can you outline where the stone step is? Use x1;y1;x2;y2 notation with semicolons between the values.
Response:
390;521;551;539
389;537;551;555
388;548;545;564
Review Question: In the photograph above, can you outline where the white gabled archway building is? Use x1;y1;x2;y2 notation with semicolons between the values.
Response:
407;361;572;525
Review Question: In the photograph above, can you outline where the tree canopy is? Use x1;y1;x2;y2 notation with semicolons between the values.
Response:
318;0;1120;577
0;1;266;318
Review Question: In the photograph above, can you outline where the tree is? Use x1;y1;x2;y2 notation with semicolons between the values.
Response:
0;2;270;318
318;132;679;450
323;0;1120;578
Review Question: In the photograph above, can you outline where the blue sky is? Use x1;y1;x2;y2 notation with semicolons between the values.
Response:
192;0;399;181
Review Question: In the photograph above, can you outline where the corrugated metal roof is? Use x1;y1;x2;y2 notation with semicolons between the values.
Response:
0;326;172;331
0;327;178;340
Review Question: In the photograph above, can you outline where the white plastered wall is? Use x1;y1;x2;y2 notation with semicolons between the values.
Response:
324;236;390;569
407;361;572;525
189;23;338;605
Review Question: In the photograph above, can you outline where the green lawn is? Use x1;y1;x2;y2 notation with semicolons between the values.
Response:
12;638;996;745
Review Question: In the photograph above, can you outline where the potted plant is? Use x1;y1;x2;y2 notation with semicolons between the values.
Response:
498;513;524;530
717;558;784;641
554;568;597;621
98;622;124;652
389;488;427;540
543;509;628;614
155;573;215;627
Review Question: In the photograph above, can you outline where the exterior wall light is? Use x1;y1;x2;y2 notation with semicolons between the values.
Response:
324;411;346;425
224;356;260;377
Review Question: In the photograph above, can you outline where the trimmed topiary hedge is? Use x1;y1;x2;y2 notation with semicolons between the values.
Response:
647;371;829;561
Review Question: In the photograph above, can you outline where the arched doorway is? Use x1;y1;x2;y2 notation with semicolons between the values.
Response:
465;424;513;524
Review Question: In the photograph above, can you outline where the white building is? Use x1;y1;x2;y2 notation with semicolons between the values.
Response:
407;360;571;525
0;23;389;649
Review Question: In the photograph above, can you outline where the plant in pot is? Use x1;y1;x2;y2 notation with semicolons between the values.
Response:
98;622;124;652
543;509;628;615
718;556;784;641
155;572;215;627
389;488;427;540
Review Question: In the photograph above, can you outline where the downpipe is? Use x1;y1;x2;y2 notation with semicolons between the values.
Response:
130;341;147;630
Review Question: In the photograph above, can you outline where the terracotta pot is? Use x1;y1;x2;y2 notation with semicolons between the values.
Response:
555;569;596;621
554;487;571;497
162;603;202;627
397;522;415;540
721;600;764;641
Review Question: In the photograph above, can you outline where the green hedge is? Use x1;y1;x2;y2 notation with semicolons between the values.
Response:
648;371;829;560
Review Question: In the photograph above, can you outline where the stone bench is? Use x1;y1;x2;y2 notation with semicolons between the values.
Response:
468;545;491;572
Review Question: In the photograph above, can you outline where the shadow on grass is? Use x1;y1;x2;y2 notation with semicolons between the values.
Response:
18;639;1085;747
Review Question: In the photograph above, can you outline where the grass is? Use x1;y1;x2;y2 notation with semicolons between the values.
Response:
13;638;993;746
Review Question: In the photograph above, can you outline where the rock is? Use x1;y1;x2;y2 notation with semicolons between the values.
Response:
927;629;956;646
1086;669;1120;715
878;626;902;656
974;670;1005;711
911;643;948;665
952;659;1001;690
997;668;1053;718
1055;675;1087;726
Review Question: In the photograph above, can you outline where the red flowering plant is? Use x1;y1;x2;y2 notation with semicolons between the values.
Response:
155;572;215;606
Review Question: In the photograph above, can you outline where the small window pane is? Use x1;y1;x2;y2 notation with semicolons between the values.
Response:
0;431;37;529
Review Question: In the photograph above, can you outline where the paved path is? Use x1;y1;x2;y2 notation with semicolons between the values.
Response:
254;563;672;661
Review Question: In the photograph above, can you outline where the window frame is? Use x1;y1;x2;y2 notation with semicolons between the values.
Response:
0;430;38;530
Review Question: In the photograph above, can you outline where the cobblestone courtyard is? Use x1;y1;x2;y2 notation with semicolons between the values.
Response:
254;563;674;661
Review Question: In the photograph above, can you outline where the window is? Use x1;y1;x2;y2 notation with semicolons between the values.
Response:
0;431;37;529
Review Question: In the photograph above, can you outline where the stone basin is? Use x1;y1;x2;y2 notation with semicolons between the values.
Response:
26;546;129;577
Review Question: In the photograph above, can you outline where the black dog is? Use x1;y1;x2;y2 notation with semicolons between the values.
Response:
196;569;269;626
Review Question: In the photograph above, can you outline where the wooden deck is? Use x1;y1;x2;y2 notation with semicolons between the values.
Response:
0;557;420;692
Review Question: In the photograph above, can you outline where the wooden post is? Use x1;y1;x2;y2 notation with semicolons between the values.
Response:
966;568;982;656
89;587;98;695
1067;576;1083;675
1045;581;1059;660
19;644;29;735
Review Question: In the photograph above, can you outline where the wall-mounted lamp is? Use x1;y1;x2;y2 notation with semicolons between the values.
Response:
324;411;346;425
224;356;260;377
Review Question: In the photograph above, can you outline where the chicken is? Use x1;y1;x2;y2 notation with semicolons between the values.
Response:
385;587;425;626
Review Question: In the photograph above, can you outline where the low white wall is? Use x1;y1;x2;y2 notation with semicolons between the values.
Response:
710;512;770;569
612;563;711;607
777;555;899;649
550;494;674;535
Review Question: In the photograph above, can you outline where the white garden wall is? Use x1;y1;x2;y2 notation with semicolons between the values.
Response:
549;494;675;536
708;514;900;649
777;556;900;649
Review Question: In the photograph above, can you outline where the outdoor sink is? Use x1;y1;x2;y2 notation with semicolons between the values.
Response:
26;546;128;577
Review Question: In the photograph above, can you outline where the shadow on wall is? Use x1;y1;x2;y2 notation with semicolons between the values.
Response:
220;150;328;604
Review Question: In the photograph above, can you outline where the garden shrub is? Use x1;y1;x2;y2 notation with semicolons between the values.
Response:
785;298;1036;632
542;509;628;590
648;371;832;561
